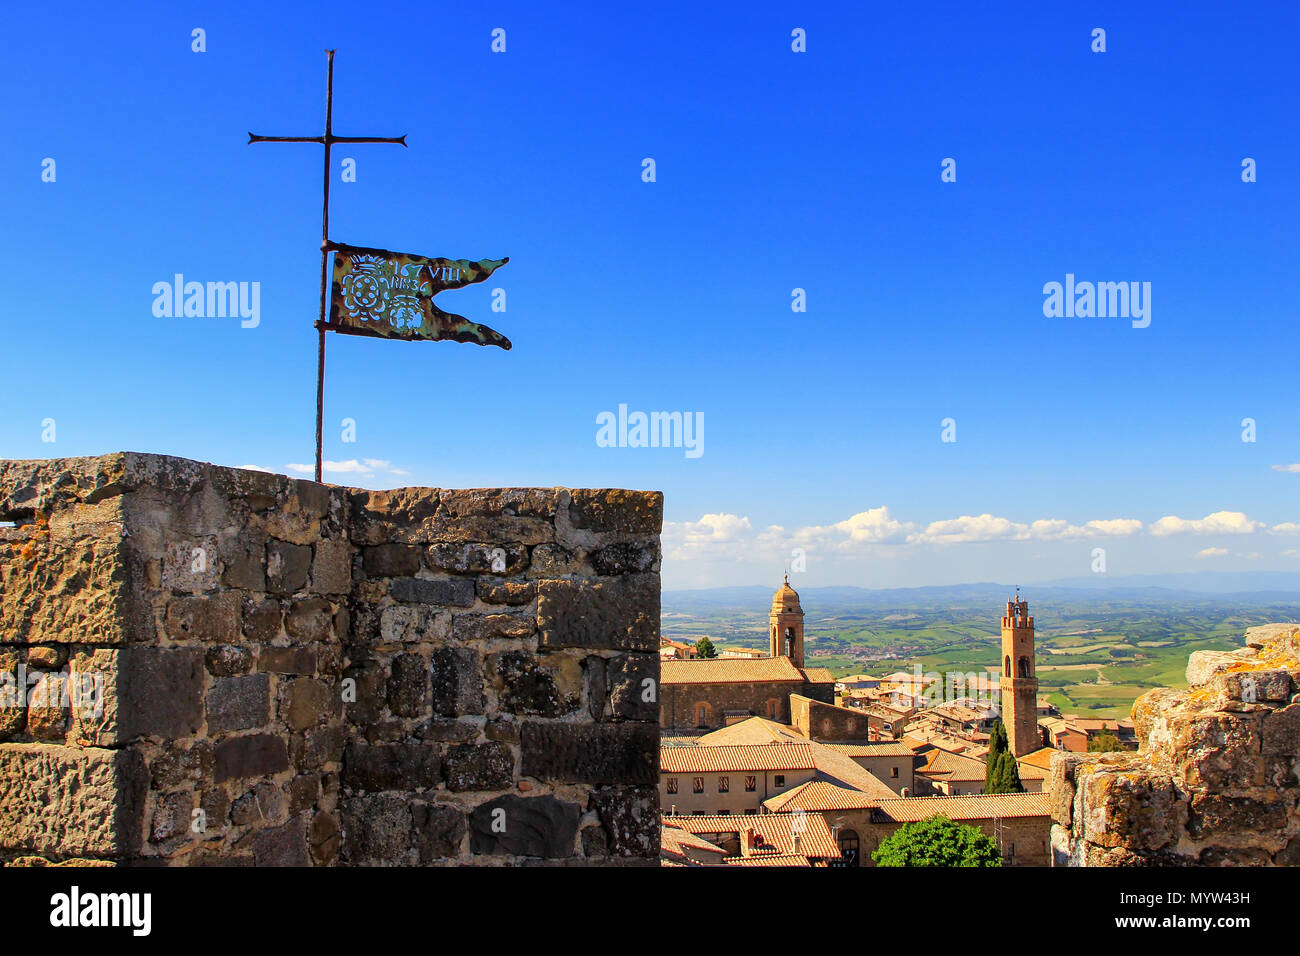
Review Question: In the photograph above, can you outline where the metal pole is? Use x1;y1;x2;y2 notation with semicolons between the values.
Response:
314;49;336;484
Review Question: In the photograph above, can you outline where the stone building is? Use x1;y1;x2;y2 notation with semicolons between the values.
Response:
660;579;834;731
763;786;1052;867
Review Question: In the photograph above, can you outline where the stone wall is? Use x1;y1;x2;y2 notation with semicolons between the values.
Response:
789;693;871;741
1052;623;1300;866
0;452;661;866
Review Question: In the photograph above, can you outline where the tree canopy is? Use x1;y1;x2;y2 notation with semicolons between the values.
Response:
983;717;1025;794
694;636;718;659
872;815;1003;867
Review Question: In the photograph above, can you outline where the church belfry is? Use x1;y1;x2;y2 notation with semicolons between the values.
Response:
1000;591;1039;758
770;575;805;668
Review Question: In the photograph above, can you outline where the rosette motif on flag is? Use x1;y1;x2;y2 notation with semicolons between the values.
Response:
326;241;511;349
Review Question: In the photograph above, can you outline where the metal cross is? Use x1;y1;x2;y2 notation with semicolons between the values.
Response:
248;49;407;483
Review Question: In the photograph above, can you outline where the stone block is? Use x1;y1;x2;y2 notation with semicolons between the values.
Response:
587;786;658;857
164;593;241;643
205;644;253;677
452;610;536;642
363;544;421;578
340;794;411;864
520;722;657;785
379;605;449;644
266;540;312;594
254;814;310;866
476;579;536;606
0;744;147;857
214;734;290;782
430;647;484;717
537;576;658;651
390;577;475;607
342;742;441;792
425;542;528;576
311;538;352;595
567;489;662;534
413;803;466;862
206;674;270;733
591;541;659;576
387;654;428;718
444;742;514;791
607;653;659;721
258;645;317;675
468;794;580;858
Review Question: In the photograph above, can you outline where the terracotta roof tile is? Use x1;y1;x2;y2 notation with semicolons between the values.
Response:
664;813;840;858
659;742;816;774
662;657;807;685
763;780;885;812
871;792;1051;823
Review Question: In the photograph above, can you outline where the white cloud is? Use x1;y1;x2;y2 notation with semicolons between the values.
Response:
1271;463;1300;473
1026;517;1143;541
661;504;1271;567
1149;511;1264;536
1270;522;1300;535
794;507;915;549
284;459;413;481
1195;547;1229;558
910;513;1028;545
237;464;275;473
663;513;762;561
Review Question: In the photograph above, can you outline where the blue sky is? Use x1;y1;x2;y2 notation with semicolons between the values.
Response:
3;1;1298;589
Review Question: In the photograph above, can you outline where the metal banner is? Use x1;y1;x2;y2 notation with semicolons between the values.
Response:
326;241;511;349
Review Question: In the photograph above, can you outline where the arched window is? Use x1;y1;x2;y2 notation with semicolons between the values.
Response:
765;698;780;719
1018;656;1032;678
838;828;861;867
1004;656;1011;678
695;702;711;728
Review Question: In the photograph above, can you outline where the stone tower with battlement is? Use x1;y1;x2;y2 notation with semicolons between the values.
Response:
769;576;805;668
1000;594;1039;758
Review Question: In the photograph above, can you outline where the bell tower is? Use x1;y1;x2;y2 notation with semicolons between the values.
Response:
770;575;805;668
1000;590;1039;758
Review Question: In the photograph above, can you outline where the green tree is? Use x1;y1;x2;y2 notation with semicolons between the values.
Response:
872;815;1002;867
694;636;717;659
985;751;1025;794
983;717;1025;794
1088;732;1125;752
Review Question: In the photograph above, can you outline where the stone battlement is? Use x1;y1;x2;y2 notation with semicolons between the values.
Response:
1052;623;1300;866
0;452;662;866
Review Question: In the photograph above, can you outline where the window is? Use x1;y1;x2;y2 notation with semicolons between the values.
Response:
744;808;758;815
695;703;710;727
838;828;861;867
1004;656;1011;678
718;776;729;793
666;777;678;794
691;810;705;816
745;776;756;792
718;809;730;815
774;775;786;788
890;767;899;779
693;777;704;794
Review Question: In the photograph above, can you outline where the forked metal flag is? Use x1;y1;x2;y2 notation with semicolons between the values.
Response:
325;241;511;349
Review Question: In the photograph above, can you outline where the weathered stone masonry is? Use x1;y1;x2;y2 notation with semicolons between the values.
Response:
0;452;661;865
1052;623;1300;866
